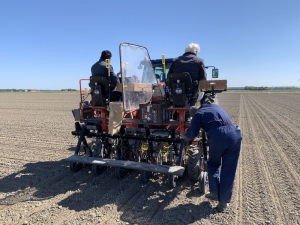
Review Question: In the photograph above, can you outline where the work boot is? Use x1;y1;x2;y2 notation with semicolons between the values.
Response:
216;202;229;212
205;192;218;201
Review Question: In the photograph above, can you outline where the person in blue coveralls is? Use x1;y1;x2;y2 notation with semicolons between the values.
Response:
182;93;242;212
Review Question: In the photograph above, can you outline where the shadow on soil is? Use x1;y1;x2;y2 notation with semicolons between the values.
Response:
0;160;217;224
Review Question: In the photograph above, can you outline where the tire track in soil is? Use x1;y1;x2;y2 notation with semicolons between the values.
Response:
59;174;190;225
245;95;300;222
50;171;155;225
138;179;188;224
0;157;37;164
0;144;77;160
62;173;181;225
20;170;120;224
2;167;117;224
0;129;73;136
247;94;300;178
0;136;75;147
100;176;171;225
150;182;217;225
149;182;198;225
262;94;300;116
266;101;300;126
240;94;279;224
0;166;74;211
253;94;300;137
234;93;243;225
64;174;146;223
244;94;289;224
247;94;300;176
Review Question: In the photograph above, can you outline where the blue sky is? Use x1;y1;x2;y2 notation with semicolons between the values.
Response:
1;0;299;89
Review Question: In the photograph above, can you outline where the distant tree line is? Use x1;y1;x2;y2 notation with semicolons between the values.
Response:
61;88;77;91
267;86;300;90
0;89;78;92
244;86;268;90
228;86;300;90
0;89;26;92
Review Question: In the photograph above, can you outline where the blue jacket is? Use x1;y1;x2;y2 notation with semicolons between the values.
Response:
168;52;207;93
91;60;120;86
185;104;234;141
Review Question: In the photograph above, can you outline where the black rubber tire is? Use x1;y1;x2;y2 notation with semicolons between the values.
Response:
168;174;176;188
133;140;141;162
92;142;102;157
199;171;208;194
70;161;83;172
92;164;105;176
115;167;128;179
141;170;153;184
187;147;201;181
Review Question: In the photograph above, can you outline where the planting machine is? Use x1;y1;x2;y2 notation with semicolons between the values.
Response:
67;43;227;190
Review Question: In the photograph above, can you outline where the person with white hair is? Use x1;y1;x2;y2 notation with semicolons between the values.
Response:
168;43;207;107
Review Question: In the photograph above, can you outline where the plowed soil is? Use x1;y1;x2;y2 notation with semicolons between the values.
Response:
0;92;299;225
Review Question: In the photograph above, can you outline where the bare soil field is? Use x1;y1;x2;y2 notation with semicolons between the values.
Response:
0;92;299;225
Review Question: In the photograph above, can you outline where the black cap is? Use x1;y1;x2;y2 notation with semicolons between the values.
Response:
100;50;112;60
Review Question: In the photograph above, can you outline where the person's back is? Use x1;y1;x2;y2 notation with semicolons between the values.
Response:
168;43;207;94
91;60;108;77
196;104;234;134
168;43;207;108
170;52;206;86
91;50;120;91
185;103;234;140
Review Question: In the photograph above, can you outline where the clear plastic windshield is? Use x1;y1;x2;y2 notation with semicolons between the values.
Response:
120;43;158;112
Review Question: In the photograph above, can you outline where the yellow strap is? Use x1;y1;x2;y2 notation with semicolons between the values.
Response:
162;54;166;74
105;59;110;78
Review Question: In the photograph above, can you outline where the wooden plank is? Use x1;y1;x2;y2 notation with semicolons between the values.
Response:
116;83;122;92
124;83;152;91
66;155;185;176
200;80;227;91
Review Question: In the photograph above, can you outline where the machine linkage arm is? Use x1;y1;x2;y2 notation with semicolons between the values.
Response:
74;126;92;156
86;132;182;143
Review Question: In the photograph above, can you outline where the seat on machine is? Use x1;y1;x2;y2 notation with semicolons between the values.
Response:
89;76;110;106
89;76;122;106
167;73;193;107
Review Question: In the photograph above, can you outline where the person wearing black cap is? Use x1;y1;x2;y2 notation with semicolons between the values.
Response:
182;94;242;212
91;50;120;90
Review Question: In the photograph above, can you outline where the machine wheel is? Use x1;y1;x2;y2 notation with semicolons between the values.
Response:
168;174;177;188
115;167;128;179
133;140;142;162
141;170;153;184
92;141;102;157
199;171;208;194
70;161;83;172
91;141;105;175
92;164;105;176
187;146;201;181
